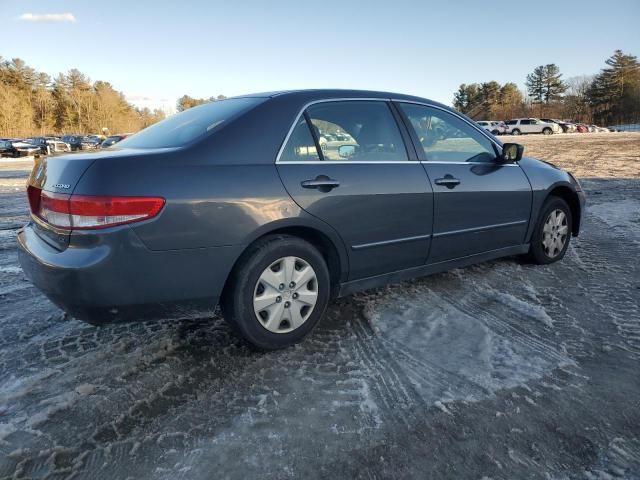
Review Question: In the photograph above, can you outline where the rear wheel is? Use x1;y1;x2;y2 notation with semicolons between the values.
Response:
511;129;521;135
221;235;330;350
527;196;572;264
543;127;553;135
491;129;500;135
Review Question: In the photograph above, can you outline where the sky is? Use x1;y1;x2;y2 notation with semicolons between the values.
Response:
1;0;639;112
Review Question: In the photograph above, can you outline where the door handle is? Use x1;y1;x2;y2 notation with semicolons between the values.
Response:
434;175;461;189
301;175;340;192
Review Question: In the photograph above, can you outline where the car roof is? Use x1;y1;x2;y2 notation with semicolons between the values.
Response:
234;89;448;109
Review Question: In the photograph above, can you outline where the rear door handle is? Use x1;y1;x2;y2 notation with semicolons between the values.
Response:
434;175;461;189
301;175;340;192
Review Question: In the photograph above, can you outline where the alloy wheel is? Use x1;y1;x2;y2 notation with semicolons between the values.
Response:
542;209;568;258
253;256;318;333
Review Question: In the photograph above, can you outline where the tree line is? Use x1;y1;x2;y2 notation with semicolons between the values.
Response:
453;50;640;125
176;94;227;112
0;57;166;138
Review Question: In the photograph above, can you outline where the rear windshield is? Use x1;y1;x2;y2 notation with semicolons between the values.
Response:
118;97;265;149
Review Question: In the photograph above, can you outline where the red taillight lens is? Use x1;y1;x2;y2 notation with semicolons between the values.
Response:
28;186;165;230
27;185;42;214
39;191;73;228
68;195;165;229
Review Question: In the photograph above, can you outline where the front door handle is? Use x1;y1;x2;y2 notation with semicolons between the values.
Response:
434;175;461;189
301;175;340;192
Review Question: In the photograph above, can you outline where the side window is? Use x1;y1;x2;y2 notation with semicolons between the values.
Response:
520;119;531;125
398;103;497;163
506;120;517;125
306;101;408;162
279;117;321;162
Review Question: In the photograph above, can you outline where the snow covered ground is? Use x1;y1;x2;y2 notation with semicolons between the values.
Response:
0;151;639;479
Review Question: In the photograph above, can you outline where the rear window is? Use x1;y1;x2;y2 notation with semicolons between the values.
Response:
118;97;265;149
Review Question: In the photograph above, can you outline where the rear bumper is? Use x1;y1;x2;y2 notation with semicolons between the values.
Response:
17;222;243;324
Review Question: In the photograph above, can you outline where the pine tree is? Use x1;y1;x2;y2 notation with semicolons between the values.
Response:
526;66;546;105
588;50;640;124
541;64;567;103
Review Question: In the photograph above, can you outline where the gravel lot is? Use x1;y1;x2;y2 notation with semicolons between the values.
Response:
1;135;639;479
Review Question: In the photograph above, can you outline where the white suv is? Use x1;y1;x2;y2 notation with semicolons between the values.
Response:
506;118;561;135
476;121;508;135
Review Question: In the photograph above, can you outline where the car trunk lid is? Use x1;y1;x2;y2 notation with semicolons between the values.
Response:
26;148;171;251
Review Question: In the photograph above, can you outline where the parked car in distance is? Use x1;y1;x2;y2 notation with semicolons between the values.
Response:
506;118;561;135
48;138;72;154
540;118;575;133
13;140;43;157
100;134;130;148
62;135;84;151
476;121;508;135
80;136;101;150
575;124;589;133
18;90;585;350
25;137;72;155
0;139;27;157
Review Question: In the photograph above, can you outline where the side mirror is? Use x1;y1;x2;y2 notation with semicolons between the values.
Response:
338;144;357;158
500;143;524;163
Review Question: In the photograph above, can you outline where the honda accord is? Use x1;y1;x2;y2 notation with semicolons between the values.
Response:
18;90;585;349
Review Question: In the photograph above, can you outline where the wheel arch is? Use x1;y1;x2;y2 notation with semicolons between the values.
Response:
546;185;582;236
221;220;349;302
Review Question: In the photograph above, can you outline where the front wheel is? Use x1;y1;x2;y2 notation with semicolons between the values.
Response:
221;235;330;350
527;196;572;264
511;129;521;135
543;127;553;135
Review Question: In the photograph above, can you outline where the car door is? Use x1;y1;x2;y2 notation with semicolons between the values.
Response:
395;102;532;263
276;99;433;280
518;119;531;133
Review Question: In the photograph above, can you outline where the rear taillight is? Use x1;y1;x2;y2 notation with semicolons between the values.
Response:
27;185;42;214
27;186;165;230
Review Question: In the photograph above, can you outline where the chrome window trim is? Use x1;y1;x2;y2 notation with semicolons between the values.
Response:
273;160;420;165
275;97;514;166
391;99;504;152
275;97;416;164
275;160;516;166
421;161;518;167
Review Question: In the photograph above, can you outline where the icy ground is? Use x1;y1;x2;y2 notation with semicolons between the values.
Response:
0;160;639;479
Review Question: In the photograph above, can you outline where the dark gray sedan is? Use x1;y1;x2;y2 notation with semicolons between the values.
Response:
18;90;585;349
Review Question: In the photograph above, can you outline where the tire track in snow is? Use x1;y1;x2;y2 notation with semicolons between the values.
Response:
575;209;640;360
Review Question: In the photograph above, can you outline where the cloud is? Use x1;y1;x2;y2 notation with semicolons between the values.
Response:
18;13;77;23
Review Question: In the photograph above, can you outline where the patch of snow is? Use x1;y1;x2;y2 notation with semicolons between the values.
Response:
0;265;23;274
589;200;640;240
483;289;554;327
361;283;568;401
0;369;59;403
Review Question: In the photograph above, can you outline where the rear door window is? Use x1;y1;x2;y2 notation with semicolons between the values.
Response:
279;117;321;162
306;101;408;162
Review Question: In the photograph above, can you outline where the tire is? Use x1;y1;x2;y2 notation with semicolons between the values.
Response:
491;129;500;135
527;196;572;265
543;127;553;135
221;235;330;350
511;129;521;135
